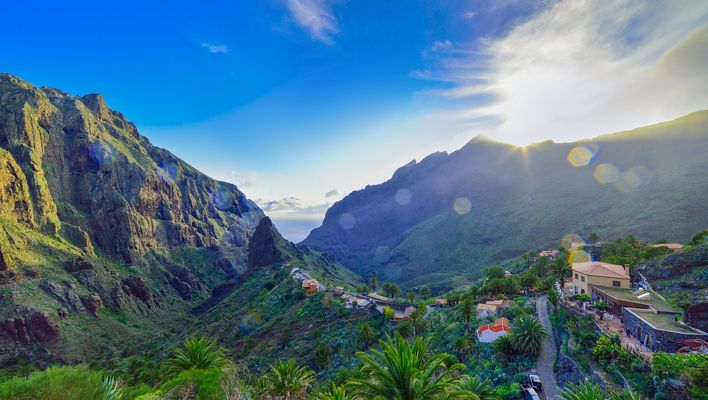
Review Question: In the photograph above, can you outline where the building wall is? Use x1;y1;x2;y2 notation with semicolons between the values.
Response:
622;308;708;353
572;272;629;297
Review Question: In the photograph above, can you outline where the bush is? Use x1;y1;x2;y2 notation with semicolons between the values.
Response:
0;366;114;400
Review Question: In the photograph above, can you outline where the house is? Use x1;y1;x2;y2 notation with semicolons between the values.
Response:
435;298;448;306
368;292;394;303
538;249;560;259
342;294;370;308
623;307;707;353
571;261;630;297
649;243;683;252
477;317;510;343
302;279;323;295
476;300;511;317
591;286;675;316
504;270;512;277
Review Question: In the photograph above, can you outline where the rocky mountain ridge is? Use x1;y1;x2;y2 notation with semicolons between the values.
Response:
303;111;708;287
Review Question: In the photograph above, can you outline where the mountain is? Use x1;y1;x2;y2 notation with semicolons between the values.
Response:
303;111;708;288
0;74;357;367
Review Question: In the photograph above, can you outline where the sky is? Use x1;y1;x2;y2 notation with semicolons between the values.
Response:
3;0;708;241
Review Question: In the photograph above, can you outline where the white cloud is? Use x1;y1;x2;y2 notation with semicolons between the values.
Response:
420;0;708;145
431;40;453;52
200;42;229;54
285;0;339;44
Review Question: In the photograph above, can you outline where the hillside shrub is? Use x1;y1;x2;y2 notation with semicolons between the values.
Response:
0;366;113;400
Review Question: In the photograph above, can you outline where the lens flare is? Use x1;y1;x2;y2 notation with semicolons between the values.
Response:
157;162;178;183
593;163;620;184
453;197;472;215
339;213;356;230
561;233;586;249
394;188;412;205
569;249;591;263
567;146;595;167
88;140;114;167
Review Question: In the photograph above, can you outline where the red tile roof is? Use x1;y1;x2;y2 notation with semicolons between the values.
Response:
572;261;630;279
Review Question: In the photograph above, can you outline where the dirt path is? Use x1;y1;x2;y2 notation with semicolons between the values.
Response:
536;295;560;400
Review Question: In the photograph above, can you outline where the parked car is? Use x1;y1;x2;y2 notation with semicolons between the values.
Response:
529;374;543;391
521;384;541;400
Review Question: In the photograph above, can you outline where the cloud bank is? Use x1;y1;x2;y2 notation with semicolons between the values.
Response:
420;0;708;145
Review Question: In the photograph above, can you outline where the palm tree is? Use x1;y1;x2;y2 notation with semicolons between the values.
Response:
557;381;604;400
261;359;315;400
460;296;475;336
509;315;548;355
164;337;226;377
492;334;514;360
406;291;417;303
546;288;559;312
347;333;466;400
316;385;354;400
358;322;377;346
456;376;499;400
454;335;474;358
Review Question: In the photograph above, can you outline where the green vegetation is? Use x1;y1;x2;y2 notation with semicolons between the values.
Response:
508;315;547;355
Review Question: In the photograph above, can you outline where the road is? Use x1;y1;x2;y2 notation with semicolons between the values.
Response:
536;295;560;400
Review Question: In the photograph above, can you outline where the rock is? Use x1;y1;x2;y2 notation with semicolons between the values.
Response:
60;224;94;255
2;310;59;346
80;294;103;316
247;217;298;268
214;257;239;278
39;280;84;312
121;276;152;305
0;246;14;271
165;264;203;301
65;257;94;273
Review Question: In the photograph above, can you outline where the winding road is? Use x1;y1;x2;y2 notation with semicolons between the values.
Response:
536;295;560;400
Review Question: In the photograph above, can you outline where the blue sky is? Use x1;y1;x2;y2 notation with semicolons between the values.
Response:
3;1;708;241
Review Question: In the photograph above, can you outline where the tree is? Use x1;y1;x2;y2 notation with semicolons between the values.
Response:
451;275;469;289
592;335;621;363
456;376;500;400
492;334;514;360
483;266;506;280
518;271;538;293
358;323;377;346
383;306;395;320
347;333;467;400
454;335;474;358
396;320;414;338
557;381;604;400
406;291;417;303
164;337;226;378
588;232;599;243
420;287;431;299
261;359;315;400
460;296;475;336
509;315;548;355
546;289;559;313
368;277;379;291
551;257;571;284
382;282;401;299
314;343;332;370
317;385;354;400
407;302;428;337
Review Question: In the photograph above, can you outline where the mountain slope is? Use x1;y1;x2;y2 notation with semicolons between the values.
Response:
0;74;359;368
303;111;708;287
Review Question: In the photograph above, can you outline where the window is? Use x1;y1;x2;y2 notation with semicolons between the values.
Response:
574;273;578;279
581;276;585;282
581;289;585;294
613;280;621;287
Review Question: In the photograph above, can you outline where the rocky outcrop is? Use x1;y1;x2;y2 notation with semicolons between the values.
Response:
79;294;103;316
165;264;204;300
0;73;264;263
2;310;59;346
121;276;152;305
65;256;94;273
247;217;298;268
39;280;84;313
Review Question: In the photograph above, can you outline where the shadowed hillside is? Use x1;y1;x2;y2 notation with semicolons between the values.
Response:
303;111;708;287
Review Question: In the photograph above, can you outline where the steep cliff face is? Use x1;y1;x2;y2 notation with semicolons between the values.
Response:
303;111;708;287
0;73;263;264
0;73;264;365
